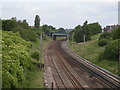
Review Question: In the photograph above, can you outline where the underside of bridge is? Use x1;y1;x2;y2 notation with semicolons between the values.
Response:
52;34;67;40
53;35;67;40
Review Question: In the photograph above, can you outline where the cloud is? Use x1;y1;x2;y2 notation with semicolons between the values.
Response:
2;1;118;28
1;0;119;2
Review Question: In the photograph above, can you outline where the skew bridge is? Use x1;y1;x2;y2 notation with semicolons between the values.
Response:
52;33;68;40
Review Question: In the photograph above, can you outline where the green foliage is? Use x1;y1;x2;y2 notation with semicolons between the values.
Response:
87;22;102;35
31;51;40;61
57;27;66;34
2;31;33;88
99;32;112;40
19;29;37;42
103;39;119;61
98;39;108;46
41;24;57;36
112;27;120;40
68;30;73;40
2;19;17;31
73;25;84;43
69;21;102;43
2;18;37;42
41;25;50;36
34;15;40;28
68;33;119;75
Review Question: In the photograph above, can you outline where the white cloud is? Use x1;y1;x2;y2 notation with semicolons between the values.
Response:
1;0;119;2
2;1;118;28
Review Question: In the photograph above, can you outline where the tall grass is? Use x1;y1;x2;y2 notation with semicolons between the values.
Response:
67;33;119;75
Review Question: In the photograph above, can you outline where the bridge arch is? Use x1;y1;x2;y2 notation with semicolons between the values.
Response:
52;33;68;40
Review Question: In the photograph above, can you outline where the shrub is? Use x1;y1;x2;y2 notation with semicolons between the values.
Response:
2;31;33;88
103;39;119;61
99;32;112;40
112;27;120;40
2;19;37;42
31;51;40;61
19;29;37;42
98;39;108;46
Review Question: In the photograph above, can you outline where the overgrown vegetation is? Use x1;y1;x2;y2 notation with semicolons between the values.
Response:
98;27;120;61
103;39;119;61
2;16;52;88
99;32;112;40
2;31;33;88
31;51;40;61
112;27;120;40
98;39;108;46
2;17;37;42
69;21;102;43
67;33;119;75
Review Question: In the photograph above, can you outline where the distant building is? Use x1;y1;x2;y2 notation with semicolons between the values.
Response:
103;24;120;32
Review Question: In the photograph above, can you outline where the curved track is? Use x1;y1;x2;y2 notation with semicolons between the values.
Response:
44;39;120;89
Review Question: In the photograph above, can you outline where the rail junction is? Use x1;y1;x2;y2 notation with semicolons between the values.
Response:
44;39;120;89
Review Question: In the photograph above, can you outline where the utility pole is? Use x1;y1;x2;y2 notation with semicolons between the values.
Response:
40;32;42;69
83;34;86;43
72;32;74;44
118;47;120;75
49;26;51;37
40;21;44;69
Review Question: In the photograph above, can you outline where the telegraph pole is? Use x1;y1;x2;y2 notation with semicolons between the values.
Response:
83;34;86;43
40;32;42;69
49;27;51;37
39;22;44;69
72;32;74;44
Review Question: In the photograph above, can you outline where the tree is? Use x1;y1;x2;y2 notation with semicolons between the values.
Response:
2;18;37;42
112;27;120;40
57;28;66;33
73;25;83;43
22;19;28;28
2;20;17;31
82;20;91;41
34;15;40;28
88;22;102;35
103;39;119;61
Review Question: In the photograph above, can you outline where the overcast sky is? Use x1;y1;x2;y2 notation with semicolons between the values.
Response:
1;0;119;29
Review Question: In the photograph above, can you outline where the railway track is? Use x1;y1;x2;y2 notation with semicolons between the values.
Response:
53;42;85;89
44;39;120;89
61;40;120;89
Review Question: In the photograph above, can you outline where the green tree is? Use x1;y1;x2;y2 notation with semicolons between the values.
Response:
73;25;83;43
103;39;119;61
34;15;40;28
88;22;102;35
41;24;50;36
57;28;66;34
112;27;120;40
2;19;17;31
82;20;91;41
2;18;37;42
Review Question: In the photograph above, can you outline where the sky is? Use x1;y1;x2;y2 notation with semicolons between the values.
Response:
1;0;120;29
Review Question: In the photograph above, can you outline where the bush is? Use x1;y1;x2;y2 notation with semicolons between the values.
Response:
19;29;37;42
99;32;112;40
31;51;40;61
98;39;108;46
2;19;37;42
103;39;119;61
2;31;33;88
112;27;120;40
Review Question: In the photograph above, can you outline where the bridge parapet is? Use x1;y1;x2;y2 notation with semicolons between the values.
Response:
52;33;68;40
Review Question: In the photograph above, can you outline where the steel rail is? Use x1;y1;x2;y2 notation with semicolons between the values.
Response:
47;42;67;89
61;41;120;89
54;42;85;89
